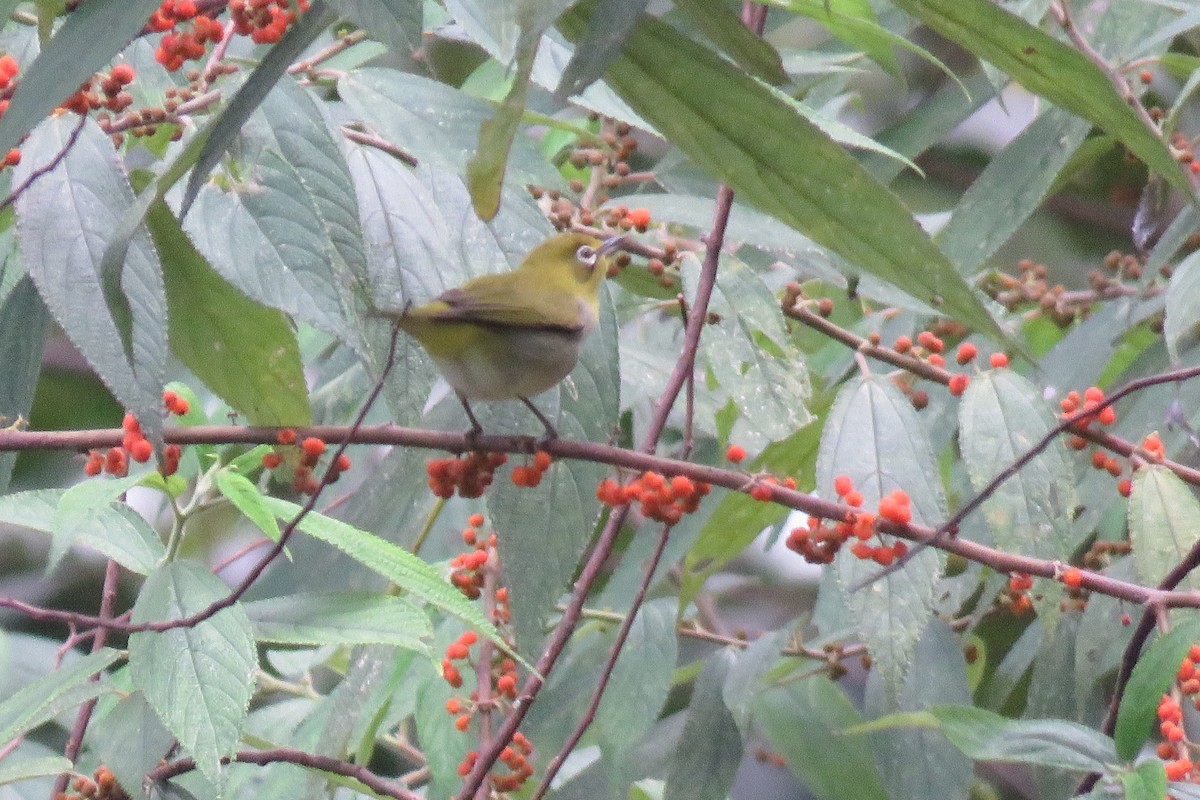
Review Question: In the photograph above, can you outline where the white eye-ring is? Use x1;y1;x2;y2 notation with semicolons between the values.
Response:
575;244;597;266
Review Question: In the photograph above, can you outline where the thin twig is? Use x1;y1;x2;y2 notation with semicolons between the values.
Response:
0;112;87;214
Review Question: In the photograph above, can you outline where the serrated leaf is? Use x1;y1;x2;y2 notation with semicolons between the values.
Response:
1128;465;1200;590
1115;617;1200;760
15;116;167;442
0;0;161;156
1164;251;1200;362
338;67;561;188
488;287;617;652
0;756;72;788
0;648;121;744
243;593;432;652
593;599;678;788
815;376;945;699
215;470;281;541
180;1;337;215
755;677;887;800
691;256;811;450
88;691;175;800
51;473;160;574
664;649;741;800
722;628;792;737
257;496;514;662
129;561;257;786
0;276;48;495
558;8;1008;345
149;200;311;426
958;369;1077;563
891;0;1190;199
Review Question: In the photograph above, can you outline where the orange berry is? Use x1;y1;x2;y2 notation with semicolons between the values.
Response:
335;453;351;471
726;444;747;463
749;484;772;502
276;428;296;445
0;55;17;78
454;714;471;731
129;437;153;463
1139;69;1153;84
948;374;970;396
1061;567;1082;588
955;342;977;364
262;451;283;469
84;452;103;476
928;353;945;367
2;148;19;167
533;450;552;471
446;698;462;714
301;437;325;457
833;474;853;497
468;513;485;527
1098;406;1116;425
989;353;1009;368
626;207;651;228
843;490;863;507
872;547;895;566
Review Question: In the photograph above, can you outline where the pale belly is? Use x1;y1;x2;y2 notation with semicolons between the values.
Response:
434;327;584;401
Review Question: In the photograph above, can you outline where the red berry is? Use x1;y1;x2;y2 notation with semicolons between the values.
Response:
122;411;141;434
262;451;283;469
893;335;912;353
129;438;153;463
2;148;19;167
276;428;296;445
533;450;552;471
955;342;977;364
1061;567;1083;588
627;207;651;228
301;437;325;457
948;374;970;396
109;63;135;85
335;453;351;471
989;353;1009;368
726;444;747;464
833;474;853;497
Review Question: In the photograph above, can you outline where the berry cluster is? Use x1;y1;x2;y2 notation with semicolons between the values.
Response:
230;0;310;44
511;450;552;487
457;732;535;792
1157;686;1194;781
152;7;224;72
1003;572;1034;615
449;514;494;600
56;765;129;800
785;478;911;566
426;452;507;499
261;432;350;495
84;391;188;478
441;629;477;690
59;63;137;116
595;471;711;525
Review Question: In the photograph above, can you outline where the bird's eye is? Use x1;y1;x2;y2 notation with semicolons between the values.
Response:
575;245;597;266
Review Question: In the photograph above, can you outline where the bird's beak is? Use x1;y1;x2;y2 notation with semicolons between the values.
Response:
598;236;627;257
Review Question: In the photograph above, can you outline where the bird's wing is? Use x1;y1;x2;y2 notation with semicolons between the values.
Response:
408;274;586;332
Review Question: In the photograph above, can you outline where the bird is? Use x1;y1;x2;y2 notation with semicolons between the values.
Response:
377;231;624;440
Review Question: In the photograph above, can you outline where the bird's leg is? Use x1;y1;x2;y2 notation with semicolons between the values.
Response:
521;397;559;447
456;392;484;448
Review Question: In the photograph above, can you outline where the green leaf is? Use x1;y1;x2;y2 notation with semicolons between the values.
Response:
815;376;945;699
0;0;161;156
937;107;1092;274
890;0;1191;198
339;67;562;188
663;649;742;800
0;648;121;744
0;756;72;788
128;561;257;786
1128;465;1200;590
553;0;647;100
467;33;538;220
867;705;1118;771
51;473;162;574
958;369;1077;565
772;0;901;78
558;8;1008;344
180;1;338;214
1164;250;1200;363
722;628;793;737
755;677;887;800
87;691;175;800
0;276;49;495
673;0;787;85
215;470;282;541
1122;758;1167;800
1115;617;1200;760
690;256;812;450
149;200;311;426
593;599;678;789
258;496;514;661
15;116;167;442
243;593;432;652
327;0;422;54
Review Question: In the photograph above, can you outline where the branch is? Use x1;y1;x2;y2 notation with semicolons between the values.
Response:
0;112;87;214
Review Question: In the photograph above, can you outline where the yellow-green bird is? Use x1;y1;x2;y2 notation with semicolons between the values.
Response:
380;231;624;438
